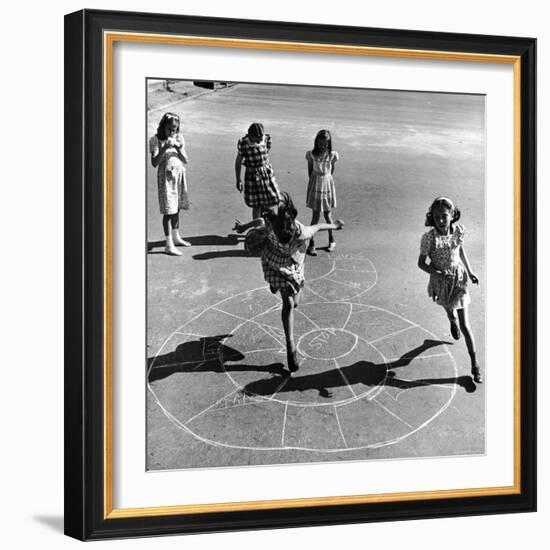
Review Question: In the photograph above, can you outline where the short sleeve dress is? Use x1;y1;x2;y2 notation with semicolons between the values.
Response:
261;220;315;296
305;150;339;211
419;224;470;309
149;134;189;215
237;134;281;208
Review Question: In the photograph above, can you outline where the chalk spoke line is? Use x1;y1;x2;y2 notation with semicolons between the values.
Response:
367;325;415;344
372;398;414;429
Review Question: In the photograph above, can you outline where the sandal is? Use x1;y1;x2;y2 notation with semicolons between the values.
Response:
471;363;484;384
327;240;336;252
450;318;461;340
287;350;300;373
306;245;317;256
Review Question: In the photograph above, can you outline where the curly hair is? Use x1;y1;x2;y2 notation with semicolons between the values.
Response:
424;197;461;227
265;191;298;244
156;112;180;141
312;129;332;157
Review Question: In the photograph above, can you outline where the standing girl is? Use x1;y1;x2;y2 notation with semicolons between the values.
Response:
150;112;190;256
417;197;483;383
235;122;281;220
305;129;340;255
234;192;344;374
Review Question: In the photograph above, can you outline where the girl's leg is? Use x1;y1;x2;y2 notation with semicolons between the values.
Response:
445;307;461;340
457;307;483;383
323;210;335;250
252;206;262;220
163;214;182;256
280;290;300;372
171;212;190;247
307;210;321;255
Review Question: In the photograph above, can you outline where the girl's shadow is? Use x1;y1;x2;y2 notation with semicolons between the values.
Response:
242;338;476;397
147;234;243;255
148;334;286;383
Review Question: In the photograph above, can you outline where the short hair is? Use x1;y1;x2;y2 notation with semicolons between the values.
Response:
424;196;461;227
247;122;265;139
156;112;180;140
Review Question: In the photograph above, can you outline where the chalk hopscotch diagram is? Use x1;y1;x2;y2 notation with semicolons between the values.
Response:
148;253;460;453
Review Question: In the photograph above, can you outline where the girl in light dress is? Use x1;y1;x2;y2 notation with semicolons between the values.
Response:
149;112;190;256
417;197;483;384
235;122;281;220
234;192;344;374
305;129;339;255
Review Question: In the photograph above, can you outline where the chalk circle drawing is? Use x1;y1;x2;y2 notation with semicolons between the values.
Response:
148;253;459;453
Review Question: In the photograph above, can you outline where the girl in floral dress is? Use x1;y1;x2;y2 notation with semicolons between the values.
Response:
234;192;344;374
417;197;483;383
150;112;190;256
235;122;281;219
305;129;339;255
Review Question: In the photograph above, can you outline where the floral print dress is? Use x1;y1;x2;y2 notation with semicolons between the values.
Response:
149;134;189;215
419;224;470;309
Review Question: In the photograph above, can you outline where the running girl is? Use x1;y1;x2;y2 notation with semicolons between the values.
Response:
417;197;483;383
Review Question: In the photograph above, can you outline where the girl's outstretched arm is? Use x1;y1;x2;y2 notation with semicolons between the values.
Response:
459;246;479;284
235;153;244;192
309;219;344;236
233;217;265;234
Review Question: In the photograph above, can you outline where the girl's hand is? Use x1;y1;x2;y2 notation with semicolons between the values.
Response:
469;272;480;284
334;219;345;230
233;218;246;233
236;179;243;193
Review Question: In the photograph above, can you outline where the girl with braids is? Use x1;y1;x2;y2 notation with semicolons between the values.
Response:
149;112;190;256
417;197;483;384
233;192;344;374
235;122;282;219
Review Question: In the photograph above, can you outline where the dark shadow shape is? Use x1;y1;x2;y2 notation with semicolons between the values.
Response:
147;234;242;252
242;338;476;397
33;515;64;533
192;249;250;260
147;234;244;254
148;335;286;383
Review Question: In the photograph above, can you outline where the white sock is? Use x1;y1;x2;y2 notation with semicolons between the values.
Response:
165;234;174;247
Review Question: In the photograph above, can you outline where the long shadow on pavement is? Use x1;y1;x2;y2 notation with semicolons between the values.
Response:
242;338;477;397
148;335;286;383
148;337;475;394
148;234;243;253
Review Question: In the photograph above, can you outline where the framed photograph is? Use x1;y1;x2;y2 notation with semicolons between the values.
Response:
64;9;536;540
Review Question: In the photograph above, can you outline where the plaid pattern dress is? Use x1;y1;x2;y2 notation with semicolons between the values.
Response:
237;134;281;208
261;220;315;296
420;224;470;309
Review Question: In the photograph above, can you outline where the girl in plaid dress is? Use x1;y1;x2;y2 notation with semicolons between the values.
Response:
306;130;340;255
234;192;344;373
235;122;282;219
417;197;483;384
150;112;190;256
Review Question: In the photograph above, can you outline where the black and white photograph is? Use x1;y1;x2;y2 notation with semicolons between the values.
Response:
146;79;486;471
